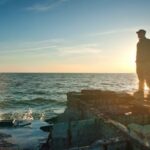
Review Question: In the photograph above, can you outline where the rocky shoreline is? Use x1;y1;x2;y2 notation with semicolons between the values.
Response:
1;89;150;150
42;89;150;150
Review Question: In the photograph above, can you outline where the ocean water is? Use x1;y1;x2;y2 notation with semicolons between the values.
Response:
0;73;138;120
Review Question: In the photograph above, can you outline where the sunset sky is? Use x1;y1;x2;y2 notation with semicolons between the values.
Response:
0;0;150;73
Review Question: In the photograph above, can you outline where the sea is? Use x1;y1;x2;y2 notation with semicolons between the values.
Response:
0;73;138;121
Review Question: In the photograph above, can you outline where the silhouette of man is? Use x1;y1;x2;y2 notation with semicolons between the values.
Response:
134;29;150;98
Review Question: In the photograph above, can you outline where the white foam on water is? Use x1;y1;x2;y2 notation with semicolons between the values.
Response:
0;108;50;149
22;108;34;121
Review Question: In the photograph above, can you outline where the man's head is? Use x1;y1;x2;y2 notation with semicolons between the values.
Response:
136;29;146;39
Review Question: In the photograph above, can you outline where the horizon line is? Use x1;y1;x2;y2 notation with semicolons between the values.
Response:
0;72;135;74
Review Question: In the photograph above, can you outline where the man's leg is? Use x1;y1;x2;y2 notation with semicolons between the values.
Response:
134;63;144;98
138;79;144;91
146;75;150;90
145;63;150;97
136;63;144;91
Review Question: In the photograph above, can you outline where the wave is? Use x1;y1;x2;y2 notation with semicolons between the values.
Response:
0;98;66;109
31;91;47;95
13;90;48;95
0;110;48;120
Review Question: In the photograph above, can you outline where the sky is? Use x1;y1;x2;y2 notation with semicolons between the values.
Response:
0;0;150;73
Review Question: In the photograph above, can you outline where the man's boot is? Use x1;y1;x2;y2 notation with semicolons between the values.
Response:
133;90;144;99
146;90;150;100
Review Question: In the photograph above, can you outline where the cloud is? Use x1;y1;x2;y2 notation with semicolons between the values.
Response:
0;39;101;58
26;0;70;12
58;43;102;55
0;38;64;54
89;27;139;37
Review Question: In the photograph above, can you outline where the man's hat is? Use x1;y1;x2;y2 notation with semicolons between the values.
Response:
136;29;146;34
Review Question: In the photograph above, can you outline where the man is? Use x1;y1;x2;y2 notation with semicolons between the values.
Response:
134;29;150;98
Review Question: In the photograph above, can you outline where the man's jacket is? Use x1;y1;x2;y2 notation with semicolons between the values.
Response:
136;38;150;63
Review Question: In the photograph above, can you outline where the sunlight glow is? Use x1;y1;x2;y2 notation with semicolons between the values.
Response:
145;84;149;91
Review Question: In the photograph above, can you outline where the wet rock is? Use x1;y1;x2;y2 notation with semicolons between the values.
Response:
45;89;150;149
45;116;59;124
49;118;127;149
91;137;129;150
0;133;17;150
0;120;13;127
128;123;150;146
40;125;53;132
52;122;69;150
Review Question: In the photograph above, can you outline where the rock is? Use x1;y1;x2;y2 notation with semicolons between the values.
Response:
13;120;31;127
45;89;150;149
128;123;150;146
45;116;59;124
49;118;127;149
0;120;13;127
91;138;129;150
52;122;70;150
40;125;53;132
